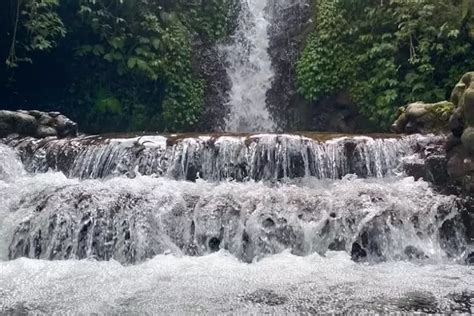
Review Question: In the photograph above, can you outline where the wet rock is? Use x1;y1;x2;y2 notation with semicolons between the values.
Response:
447;145;467;180
193;41;231;132
27;110;43;118
466;252;474;265
461;127;474;155
351;242;367;262
449;108;464;137
208;237;221;252
439;216;467;259
52;114;78;138
36;126;58;138
448;291;474;313
267;1;312;131
397;291;439;313
409;71;474;194
425;155;449;185
403;160;426;180
463;84;474;126
243;289;287;306
0;111;38;137
37;113;54;126
0;110;78;139
404;245;427;260
446;134;462;152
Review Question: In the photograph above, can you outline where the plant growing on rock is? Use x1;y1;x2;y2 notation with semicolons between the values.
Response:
297;0;474;130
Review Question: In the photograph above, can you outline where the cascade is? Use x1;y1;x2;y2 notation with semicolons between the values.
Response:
0;0;473;312
0;134;471;266
221;0;276;132
5;134;421;181
0;138;472;313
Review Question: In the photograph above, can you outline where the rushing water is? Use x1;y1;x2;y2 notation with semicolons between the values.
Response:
0;138;473;313
221;0;275;132
5;134;424;181
0;253;472;314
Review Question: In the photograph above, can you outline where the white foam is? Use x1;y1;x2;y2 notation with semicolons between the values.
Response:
0;252;471;314
109;136;168;148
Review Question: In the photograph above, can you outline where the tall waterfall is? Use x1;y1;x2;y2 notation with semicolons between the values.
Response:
222;0;275;132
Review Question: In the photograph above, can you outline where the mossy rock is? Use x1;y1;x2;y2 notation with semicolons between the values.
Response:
391;101;454;134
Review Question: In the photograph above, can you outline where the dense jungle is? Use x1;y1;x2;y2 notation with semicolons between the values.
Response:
1;0;473;133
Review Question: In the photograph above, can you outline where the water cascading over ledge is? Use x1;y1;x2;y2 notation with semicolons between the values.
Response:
0;134;471;266
4;133;422;181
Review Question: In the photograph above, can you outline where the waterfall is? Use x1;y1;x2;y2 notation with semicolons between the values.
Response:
5;134;422;181
221;0;276;132
0;142;467;264
0;0;472;311
0;135;473;313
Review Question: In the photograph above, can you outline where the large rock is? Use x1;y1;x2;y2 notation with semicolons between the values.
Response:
391;101;454;134
444;71;474;194
0;110;78;139
0;111;37;137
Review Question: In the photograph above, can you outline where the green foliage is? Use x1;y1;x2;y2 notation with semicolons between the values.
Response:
297;0;474;129
2;0;239;132
181;0;240;41
296;0;354;101
6;0;65;67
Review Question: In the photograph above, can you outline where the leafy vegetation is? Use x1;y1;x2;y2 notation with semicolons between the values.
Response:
0;0;238;132
2;0;474;133
297;0;474;129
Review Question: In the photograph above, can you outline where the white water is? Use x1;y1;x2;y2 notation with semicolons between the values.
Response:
1;252;472;314
8;134;424;181
0;142;472;313
222;0;275;132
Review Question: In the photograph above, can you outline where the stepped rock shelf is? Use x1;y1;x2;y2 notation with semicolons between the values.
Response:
0;130;473;314
2;132;428;181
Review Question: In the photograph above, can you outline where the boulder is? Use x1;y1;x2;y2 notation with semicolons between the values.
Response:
463;83;474;126
461;127;474;154
36;126;58;138
0;110;37;137
449;107;464;137
447;145;467;180
391;101;454;134
37;113;54;126
443;71;474;194
0;110;78;139
52;114;78;138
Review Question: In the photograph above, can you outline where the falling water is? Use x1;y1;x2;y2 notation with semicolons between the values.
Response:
222;0;276;132
0;141;473;313
4;134;424;181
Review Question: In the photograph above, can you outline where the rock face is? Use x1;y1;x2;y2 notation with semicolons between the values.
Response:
267;1;311;131
391;101;454;134
445;72;474;193
194;41;232;132
0;110;77;139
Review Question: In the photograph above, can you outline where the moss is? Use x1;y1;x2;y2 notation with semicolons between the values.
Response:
427;101;455;122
